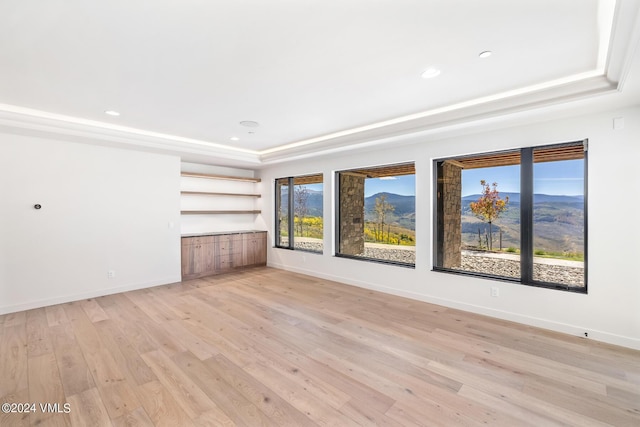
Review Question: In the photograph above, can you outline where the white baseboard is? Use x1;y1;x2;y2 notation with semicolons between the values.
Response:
0;275;182;315
268;261;640;351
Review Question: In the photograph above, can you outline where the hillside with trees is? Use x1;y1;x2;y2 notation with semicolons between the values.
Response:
462;192;584;255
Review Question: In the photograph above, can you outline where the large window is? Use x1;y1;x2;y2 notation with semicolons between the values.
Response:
434;141;587;292
275;174;323;253
336;163;415;266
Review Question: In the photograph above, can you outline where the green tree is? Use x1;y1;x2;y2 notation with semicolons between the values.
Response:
469;180;509;251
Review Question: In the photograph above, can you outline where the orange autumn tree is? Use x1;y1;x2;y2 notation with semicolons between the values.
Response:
469;180;509;251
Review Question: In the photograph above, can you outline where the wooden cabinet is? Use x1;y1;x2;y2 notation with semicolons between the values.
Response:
243;232;267;266
181;236;215;278
214;233;243;272
181;231;267;280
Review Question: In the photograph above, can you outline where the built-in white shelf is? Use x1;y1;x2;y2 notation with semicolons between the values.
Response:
180;191;261;198
180;170;262;219
181;210;262;215
180;172;261;183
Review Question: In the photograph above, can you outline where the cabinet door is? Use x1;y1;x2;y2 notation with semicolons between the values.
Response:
181;243;194;276
243;232;267;266
182;237;214;278
253;233;267;265
199;243;215;273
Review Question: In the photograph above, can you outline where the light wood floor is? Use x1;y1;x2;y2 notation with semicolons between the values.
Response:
1;267;639;426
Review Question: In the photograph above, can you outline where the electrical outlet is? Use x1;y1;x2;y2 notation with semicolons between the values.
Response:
107;270;116;279
490;287;499;297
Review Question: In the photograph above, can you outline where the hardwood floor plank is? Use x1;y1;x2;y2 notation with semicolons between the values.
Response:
111;406;155;427
250;331;397;415
3;311;27;328
242;358;350;426
239;340;352;411
0;267;638;426
429;360;616;426
101;294;160;355
26;308;54;358
140;350;230;422
337;399;406;427
178;295;272;367
0;388;30;427
79;298;110;323
383;402;437;427
45;304;70;327
172;350;277;427
310;347;492;426
134;318;188;357
204;354;316;426
522;376;640;426
0;324;28;399
162;319;220;361
456;384;560;427
67;387;112;427
97;381;143;421
135;381;192;427
49;323;96;397
194;409;236;427
28;352;71;426
193;300;396;415
63;303;127;386
125;290;182;324
93;319;158;386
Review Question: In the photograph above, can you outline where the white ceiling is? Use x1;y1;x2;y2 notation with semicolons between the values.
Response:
1;0;639;167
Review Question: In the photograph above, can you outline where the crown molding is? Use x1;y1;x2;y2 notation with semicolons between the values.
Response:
0;105;261;165
259;73;617;164
0;73;620;168
1;0;637;168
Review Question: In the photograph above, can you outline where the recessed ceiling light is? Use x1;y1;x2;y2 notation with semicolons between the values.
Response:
230;136;239;141
479;50;492;58
421;67;441;79
239;120;259;127
104;110;120;116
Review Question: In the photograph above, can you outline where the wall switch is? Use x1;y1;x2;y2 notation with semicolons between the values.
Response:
107;270;116;279
490;287;499;297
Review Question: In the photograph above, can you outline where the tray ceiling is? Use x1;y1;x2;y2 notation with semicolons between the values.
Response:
0;0;638;166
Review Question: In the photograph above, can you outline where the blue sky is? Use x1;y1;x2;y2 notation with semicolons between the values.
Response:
365;175;415;197
299;159;583;198
462;160;584;196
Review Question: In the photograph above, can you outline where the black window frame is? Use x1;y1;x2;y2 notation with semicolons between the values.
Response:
433;140;588;293
335;162;416;268
274;174;324;253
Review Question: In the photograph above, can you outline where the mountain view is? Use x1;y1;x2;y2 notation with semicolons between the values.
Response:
299;189;323;217
289;188;583;254
461;192;584;254
364;192;415;231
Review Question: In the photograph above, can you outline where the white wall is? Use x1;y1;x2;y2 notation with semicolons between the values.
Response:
0;132;182;313
260;106;640;350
